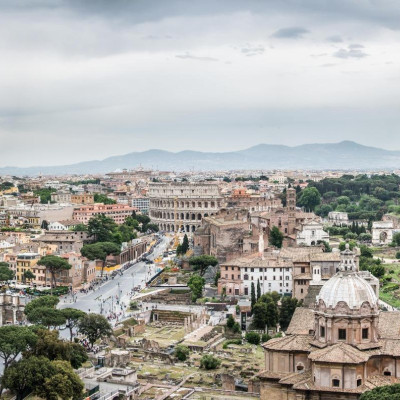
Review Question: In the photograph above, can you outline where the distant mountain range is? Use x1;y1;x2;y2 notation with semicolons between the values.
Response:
2;141;400;176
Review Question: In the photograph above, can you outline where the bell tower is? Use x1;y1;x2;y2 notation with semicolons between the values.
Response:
287;188;296;235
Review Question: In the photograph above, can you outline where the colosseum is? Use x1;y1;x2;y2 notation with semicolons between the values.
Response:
148;182;224;233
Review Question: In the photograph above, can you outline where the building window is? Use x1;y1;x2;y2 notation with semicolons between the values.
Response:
338;329;346;340
357;379;362;387
301;267;305;273
296;363;304;372
332;379;340;388
320;326;325;338
362;328;369;340
244;287;248;295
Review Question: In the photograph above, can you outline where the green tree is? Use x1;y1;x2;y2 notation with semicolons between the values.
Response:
29;329;87;369
298;187;321;211
41;220;49;230
34;188;56;204
200;354;221;370
214;270;220;286
174;345;190;361
81;241;120;277
359;233;372;242
146;223;159;233
0;325;37;371
25;296;59;315
245;331;260;345
189;255;218;276
360;245;373;258
257;279;261;301
339;240;357;251
93;193;116;205
78;313;112;349
0;262;14;282
393;232;400;246
26;307;66;330
2;356;55;400
251;282;256;309
60;308;86;342
181;234;189;254
360;383;400;400
37;256;71;295
22;269;36;284
3;356;84;400
188;274;205;302
226;315;235;329
279;297;299;331
24;296;66;329
39;361;85;400
251;302;268;329
87;214;118;242
72;223;88;232
317;240;332;252
269;226;283;248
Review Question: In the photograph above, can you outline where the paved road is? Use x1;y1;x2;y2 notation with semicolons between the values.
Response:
58;236;171;322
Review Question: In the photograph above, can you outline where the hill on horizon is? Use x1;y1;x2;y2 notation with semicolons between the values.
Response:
1;141;400;176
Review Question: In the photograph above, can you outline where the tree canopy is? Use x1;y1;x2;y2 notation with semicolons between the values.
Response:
269;226;284;248
81;241;120;276
0;325;37;370
0;262;14;282
60;308;86;342
360;383;400;400
2;356;84;400
37;256;71;294
24;296;66;329
297;187;321;211
189;255;218;276
78;313;112;349
188;274;205;302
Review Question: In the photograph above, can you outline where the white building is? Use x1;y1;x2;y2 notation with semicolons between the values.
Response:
296;220;329;246
48;221;69;231
328;211;349;224
219;252;293;298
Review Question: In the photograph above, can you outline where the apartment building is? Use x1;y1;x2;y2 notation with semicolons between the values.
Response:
72;203;136;224
218;252;294;297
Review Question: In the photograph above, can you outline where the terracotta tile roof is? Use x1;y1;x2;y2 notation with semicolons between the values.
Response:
308;342;370;364
286;308;315;335
292;377;366;393
364;375;400;390
367;339;400;357
257;371;291;380
279;371;312;385
378;311;400;339
263;334;313;352
310;253;341;262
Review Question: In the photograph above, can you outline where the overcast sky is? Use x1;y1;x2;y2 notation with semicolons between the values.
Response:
1;0;400;167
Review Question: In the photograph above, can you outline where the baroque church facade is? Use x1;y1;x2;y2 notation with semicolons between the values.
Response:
259;244;400;399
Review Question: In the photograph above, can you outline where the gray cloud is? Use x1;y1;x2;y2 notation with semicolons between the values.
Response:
348;43;364;49
333;46;368;59
241;45;265;56
271;27;309;39
175;53;219;61
326;35;343;43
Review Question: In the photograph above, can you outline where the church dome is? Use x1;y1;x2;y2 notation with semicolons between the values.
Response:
316;243;378;310
317;272;378;310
